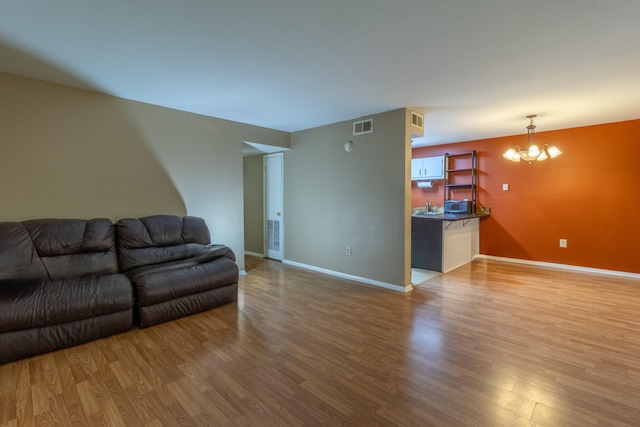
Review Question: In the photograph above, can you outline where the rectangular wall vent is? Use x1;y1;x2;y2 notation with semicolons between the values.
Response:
267;219;280;251
353;118;373;135
411;111;424;129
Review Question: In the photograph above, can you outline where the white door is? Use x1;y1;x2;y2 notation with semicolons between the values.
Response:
264;153;284;260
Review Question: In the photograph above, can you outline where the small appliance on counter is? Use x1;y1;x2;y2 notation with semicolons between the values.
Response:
444;199;473;214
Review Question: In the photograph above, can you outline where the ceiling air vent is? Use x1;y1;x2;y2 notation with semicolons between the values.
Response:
353;118;373;136
411;111;424;129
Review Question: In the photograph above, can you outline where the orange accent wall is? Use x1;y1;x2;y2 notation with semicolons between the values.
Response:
412;118;640;274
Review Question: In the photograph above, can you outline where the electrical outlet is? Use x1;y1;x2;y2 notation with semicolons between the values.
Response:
559;239;567;248
346;246;352;256
503;183;509;191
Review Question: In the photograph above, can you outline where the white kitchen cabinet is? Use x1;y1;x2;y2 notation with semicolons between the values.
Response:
411;156;444;180
442;218;479;273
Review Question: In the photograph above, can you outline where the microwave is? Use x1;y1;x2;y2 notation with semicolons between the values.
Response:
444;200;472;214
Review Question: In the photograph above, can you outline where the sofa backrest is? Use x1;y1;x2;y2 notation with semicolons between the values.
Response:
0;218;119;281
115;215;212;272
0;222;49;280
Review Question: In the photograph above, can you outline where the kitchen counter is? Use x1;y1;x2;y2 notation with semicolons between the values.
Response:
412;207;490;222
411;208;490;272
412;211;489;221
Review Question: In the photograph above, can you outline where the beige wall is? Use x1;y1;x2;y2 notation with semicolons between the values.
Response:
243;155;264;255
0;72;289;272
284;108;412;289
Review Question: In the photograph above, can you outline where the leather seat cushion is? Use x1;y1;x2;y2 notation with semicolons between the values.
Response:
0;274;133;333
128;257;239;307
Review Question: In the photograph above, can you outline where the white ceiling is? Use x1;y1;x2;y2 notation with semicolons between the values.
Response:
1;1;640;146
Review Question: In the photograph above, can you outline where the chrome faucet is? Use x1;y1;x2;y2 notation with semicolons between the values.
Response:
425;201;431;212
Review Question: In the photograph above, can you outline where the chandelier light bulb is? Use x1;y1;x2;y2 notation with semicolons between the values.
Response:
547;146;562;158
503;148;517;160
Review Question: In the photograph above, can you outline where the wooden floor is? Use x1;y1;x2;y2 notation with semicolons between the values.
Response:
2;257;640;426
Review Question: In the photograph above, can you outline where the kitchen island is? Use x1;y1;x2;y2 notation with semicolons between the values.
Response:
411;210;489;272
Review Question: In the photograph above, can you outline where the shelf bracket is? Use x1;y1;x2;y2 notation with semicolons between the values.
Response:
463;219;471;227
444;221;453;230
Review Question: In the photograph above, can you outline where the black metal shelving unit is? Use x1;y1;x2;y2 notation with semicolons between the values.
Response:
444;150;478;214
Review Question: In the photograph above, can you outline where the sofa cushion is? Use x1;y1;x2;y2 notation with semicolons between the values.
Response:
0;222;49;281
116;215;216;271
0;273;133;333
22;218;119;280
23;218;115;256
125;244;236;278
0;218;119;282
127;256;239;307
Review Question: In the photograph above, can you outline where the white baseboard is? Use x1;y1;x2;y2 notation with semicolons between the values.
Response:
244;251;264;258
474;255;640;280
282;259;412;293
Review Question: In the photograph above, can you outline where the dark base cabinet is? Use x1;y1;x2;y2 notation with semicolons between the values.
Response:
411;217;443;272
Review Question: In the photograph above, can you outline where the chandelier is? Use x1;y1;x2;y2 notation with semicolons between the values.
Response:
503;115;561;162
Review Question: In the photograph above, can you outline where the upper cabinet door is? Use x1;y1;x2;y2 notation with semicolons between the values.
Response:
411;156;444;180
411;158;424;180
423;156;444;179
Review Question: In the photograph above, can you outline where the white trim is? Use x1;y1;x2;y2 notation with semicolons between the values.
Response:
239;270;247;276
244;251;264;258
283;260;412;293
475;255;640;280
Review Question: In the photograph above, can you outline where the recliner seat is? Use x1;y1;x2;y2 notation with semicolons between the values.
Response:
115;215;238;328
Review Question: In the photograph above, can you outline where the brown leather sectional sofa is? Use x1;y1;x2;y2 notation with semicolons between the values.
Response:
0;215;238;364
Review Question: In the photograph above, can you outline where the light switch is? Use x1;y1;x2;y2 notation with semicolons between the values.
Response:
502;184;509;191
